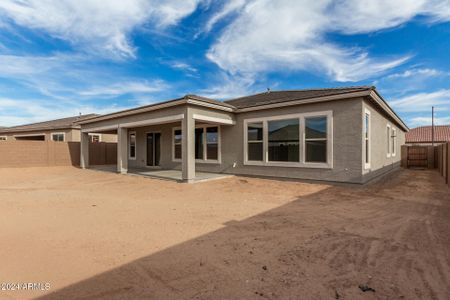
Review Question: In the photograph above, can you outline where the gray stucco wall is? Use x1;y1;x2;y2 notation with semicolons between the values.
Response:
125;99;365;183
361;99;406;183
81;97;406;184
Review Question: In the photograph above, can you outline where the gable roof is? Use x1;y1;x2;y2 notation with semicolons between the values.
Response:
224;86;373;109
406;125;450;143
76;86;407;132
0;114;98;134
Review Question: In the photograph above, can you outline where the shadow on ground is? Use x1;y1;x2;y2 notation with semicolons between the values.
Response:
39;170;450;300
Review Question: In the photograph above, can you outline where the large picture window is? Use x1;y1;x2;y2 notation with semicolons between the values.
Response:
305;117;327;163
244;111;332;168
268;119;299;162
173;126;220;162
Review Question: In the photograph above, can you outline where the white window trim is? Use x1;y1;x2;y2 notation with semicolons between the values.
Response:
51;132;65;142
364;109;371;170
172;125;222;164
386;124;391;158
0;136;7;141
392;128;397;157
128;131;136;160
88;133;102;142
243;111;333;169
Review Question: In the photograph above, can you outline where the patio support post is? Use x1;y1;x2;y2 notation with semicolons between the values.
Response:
182;107;195;182
117;127;128;174
80;132;89;169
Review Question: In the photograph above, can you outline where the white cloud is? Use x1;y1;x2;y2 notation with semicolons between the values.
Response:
198;73;257;99
385;68;445;79
207;0;450;82
78;80;168;98
408;116;450;127
169;62;198;73
0;54;169;100
0;97;131;127
390;90;450;113
203;0;246;34
0;0;203;58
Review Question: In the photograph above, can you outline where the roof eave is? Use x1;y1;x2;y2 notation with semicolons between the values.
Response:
77;96;235;125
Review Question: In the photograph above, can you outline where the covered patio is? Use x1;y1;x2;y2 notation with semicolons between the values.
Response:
90;165;232;182
78;95;236;183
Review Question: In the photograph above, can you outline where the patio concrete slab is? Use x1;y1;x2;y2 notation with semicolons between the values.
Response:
89;165;232;182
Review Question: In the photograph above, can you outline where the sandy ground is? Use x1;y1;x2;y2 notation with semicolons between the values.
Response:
0;167;449;300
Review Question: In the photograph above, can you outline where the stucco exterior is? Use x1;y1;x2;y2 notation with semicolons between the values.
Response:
79;92;408;184
361;99;405;183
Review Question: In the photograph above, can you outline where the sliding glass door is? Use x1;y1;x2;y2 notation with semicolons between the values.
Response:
146;132;161;167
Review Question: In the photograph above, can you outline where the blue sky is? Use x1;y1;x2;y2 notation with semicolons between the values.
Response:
0;0;450;127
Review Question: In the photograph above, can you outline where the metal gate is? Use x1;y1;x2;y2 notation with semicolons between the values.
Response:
407;146;428;168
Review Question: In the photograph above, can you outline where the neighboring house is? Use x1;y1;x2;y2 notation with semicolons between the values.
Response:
78;86;408;184
0;115;117;143
406;125;450;145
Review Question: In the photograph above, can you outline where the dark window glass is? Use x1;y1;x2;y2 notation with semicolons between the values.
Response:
206;127;218;160
387;127;390;153
206;127;218;143
174;129;182;159
174;130;182;144
268;119;299;162
305;117;327;139
247;122;263;161
305;116;327;163
129;133;136;158
175;144;182;159
306;140;327;163
247;123;263;141
195;128;204;159
248;143;263;161
365;140;369;163
207;144;218;160
52;134;64;142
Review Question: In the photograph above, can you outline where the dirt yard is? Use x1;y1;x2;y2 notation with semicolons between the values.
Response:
0;167;449;300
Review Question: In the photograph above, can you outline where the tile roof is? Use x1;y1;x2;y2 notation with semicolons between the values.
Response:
223;86;373;109
0;114;98;133
406;125;450;143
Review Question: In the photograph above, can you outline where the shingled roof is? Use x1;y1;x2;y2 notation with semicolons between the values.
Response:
224;86;373;109
406;125;450;143
0;114;98;134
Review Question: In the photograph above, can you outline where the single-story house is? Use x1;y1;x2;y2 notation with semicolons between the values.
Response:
406;125;450;145
0;114;117;142
78;86;408;184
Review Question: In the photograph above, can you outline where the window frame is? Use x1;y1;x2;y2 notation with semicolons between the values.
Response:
0;136;7;141
128;131;136;160
89;133;102;143
51;132;65;142
392;128;397;157
247;122;264;162
386;124;391;158
172;125;221;164
243;111;333;169
363;109;371;170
